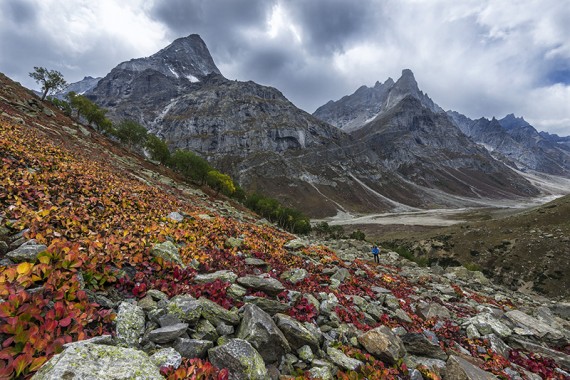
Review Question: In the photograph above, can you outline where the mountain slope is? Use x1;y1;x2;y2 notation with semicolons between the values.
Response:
314;69;442;132
448;111;570;177
87;36;539;217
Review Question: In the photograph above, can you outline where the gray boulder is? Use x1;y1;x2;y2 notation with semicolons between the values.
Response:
331;268;351;283
115;302;145;347
173;338;213;359
150;347;182;369
358;325;406;364
284;239;307;250
326;346;363;371
243;296;290;315
237;275;285;296
167;212;184;222
281;268;308;284
151;241;184;266
148;323;189;344
237;304;291;363
194;270;238;284
199;297;240;326
167;295;202;324
31;343;163;379
401;332;447;360
417;302;451;320
504;310;565;342
6;239;47;262
443;355;497;379
273;313;320;351
192;319;218;341
208;339;268;380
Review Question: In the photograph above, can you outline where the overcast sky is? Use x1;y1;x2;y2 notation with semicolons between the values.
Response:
1;0;569;135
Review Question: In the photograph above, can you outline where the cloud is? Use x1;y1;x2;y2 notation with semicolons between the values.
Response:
0;0;568;135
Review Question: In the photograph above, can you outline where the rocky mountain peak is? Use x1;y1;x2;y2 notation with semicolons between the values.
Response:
115;34;221;82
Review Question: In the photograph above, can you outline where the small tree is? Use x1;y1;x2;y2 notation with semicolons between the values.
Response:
206;170;236;195
168;149;212;184
146;135;170;164
114;120;148;149
29;67;67;100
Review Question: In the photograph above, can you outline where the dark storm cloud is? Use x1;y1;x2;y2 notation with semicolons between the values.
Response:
1;0;37;24
282;0;379;54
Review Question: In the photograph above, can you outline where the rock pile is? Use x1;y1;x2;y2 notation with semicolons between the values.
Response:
28;237;570;379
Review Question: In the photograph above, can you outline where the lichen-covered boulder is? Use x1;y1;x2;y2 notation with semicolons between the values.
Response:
6;239;47;262
237;304;291;363
243;296;290;315
281;268;308;284
173;338;213;359
284;238;307;250
237;275;285;296
167;295;202;324
31;343;163;379
192;319;219;341
208;339;268;380
199;297;240;326
326;346;363;371
417;302;451;320
148;323;189;344
401;332;447;360
358;325;406;364
273;313;320;351
115;302;145;347
194;270;238;284
150;240;184;266
150;347;182;369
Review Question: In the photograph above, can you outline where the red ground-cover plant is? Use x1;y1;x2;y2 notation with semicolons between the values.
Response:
509;350;566;379
289;297;319;323
160;357;229;379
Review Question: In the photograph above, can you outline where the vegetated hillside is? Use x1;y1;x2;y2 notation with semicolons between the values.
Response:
1;72;570;379
384;195;570;299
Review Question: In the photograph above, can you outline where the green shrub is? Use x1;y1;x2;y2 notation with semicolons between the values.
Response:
349;229;366;241
145;134;170;164
114;120;148;149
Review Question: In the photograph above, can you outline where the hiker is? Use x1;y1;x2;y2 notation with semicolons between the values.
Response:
371;244;380;263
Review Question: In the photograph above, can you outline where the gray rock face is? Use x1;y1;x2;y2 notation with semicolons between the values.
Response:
448;111;570;177
31;343;163;380
358;326;406;364
208;339;268;380
6;239;47;262
314;69;443;133
237;275;285;296
237;304;291;363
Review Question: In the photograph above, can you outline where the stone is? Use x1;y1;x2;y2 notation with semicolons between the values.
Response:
0;241;8;255
331;268;351;283
393;309;413;323
31;343;163;379
173;338;213;359
216;322;235;336
199;297;240;326
308;366;334;380
150;347;182;369
137;295;157;311
504;310;565;341
227;283;247;299
150;241;184;266
198;214;213;220
508;337;570;371
243;296;290;315
273;313;320;351
237;304;291;363
237;275;285;296
167;295;202;324
443;355;498;379
281;268;309;284
148;323;189;344
147;289;169;301
417;302;451;320
466;324;481;339
192;319;219;341
62;335;114;348
167;212;184;222
358;325;406;364
115;302;145;347
208;339;268;380
468;313;512;339
225;237;244;248
244;257;267;266
194;270;239;284
284;238;307;250
297;345;314;362
326;346;363;371
401;332;447;360
6;239;47;262
485;334;511;358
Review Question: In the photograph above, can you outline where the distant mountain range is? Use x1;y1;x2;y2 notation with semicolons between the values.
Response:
55;34;570;217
